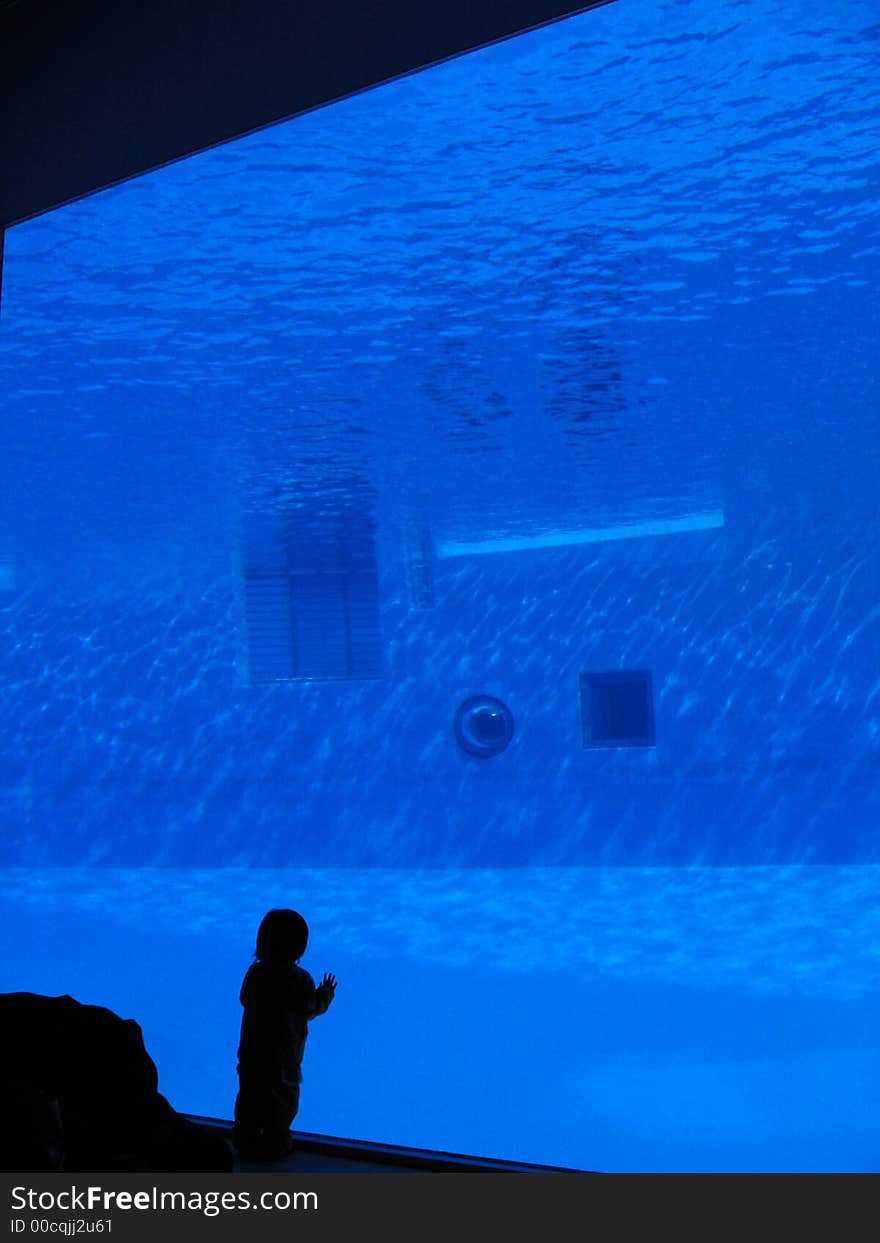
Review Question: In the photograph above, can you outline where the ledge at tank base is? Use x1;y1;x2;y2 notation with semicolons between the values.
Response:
186;1117;594;1174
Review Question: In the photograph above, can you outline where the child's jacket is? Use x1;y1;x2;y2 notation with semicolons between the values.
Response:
236;961;319;1088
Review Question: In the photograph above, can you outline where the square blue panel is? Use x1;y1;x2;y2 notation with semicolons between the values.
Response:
580;670;655;748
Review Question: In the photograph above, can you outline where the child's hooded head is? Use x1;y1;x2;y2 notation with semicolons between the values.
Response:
255;909;309;963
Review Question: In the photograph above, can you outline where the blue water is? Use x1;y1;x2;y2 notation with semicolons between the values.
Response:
1;0;880;1169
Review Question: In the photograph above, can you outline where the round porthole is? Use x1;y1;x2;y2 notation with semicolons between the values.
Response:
454;695;514;758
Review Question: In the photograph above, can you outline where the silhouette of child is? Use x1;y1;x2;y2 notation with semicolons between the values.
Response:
233;909;336;1161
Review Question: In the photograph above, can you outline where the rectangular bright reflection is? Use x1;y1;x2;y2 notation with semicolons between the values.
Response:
436;510;725;558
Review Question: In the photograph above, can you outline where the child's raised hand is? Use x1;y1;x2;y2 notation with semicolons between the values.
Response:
320;972;337;996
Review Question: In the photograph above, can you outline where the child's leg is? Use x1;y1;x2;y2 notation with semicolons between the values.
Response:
234;1076;299;1160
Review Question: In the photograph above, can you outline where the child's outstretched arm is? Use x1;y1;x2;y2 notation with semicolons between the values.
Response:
310;972;337;1018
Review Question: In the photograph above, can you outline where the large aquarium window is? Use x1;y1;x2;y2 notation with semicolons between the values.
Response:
2;0;879;1172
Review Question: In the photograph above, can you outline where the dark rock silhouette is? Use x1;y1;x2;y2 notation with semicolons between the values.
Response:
0;992;232;1172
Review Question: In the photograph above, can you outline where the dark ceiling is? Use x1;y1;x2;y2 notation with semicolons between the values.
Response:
0;0;612;231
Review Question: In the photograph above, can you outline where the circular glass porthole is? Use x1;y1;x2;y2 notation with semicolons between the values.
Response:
454;695;514;759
